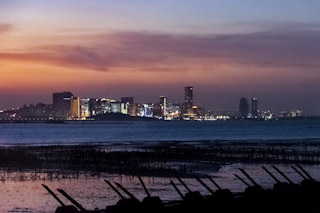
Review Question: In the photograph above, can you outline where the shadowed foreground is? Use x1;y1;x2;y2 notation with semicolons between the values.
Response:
44;164;320;213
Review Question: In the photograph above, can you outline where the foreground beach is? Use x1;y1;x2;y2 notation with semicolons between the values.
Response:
0;140;320;212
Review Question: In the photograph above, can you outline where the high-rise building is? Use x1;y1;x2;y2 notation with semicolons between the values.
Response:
251;98;258;118
184;86;193;114
70;97;80;119
159;96;167;117
80;98;91;118
239;97;249;118
120;103;129;114
121;97;134;116
52;92;73;118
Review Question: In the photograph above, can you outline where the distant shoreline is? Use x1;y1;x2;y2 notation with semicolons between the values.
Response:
0;116;319;123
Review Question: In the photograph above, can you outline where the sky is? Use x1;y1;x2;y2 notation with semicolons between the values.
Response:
0;0;320;115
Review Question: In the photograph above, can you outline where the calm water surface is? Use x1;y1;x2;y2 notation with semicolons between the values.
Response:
0;119;320;145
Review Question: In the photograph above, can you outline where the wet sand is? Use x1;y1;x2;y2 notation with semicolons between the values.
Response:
1;163;320;212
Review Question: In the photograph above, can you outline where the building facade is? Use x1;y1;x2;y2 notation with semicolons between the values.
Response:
251;98;258;118
184;86;193;115
159;96;167;117
239;97;249;118
70;97;80;119
52;92;73;118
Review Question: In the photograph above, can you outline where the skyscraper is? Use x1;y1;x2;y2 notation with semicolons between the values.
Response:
239;97;249;118
184;86;193;114
70;97;80;119
80;98;91;118
52;92;73;118
251;98;258;118
159;96;167;117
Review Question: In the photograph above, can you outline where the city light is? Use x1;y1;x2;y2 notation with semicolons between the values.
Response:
0;87;303;122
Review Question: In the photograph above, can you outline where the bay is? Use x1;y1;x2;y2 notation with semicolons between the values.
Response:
0;119;319;146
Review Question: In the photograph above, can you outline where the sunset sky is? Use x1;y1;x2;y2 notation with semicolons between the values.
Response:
1;0;320;114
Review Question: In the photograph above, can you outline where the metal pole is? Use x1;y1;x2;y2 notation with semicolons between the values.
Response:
193;175;214;195
170;180;184;199
104;179;125;199
138;176;151;197
239;168;260;187
206;175;222;190
272;166;294;184
234;174;251;187
175;176;192;193
42;184;65;206
114;182;140;202
291;166;307;180
57;189;87;212
296;164;315;181
262;166;281;184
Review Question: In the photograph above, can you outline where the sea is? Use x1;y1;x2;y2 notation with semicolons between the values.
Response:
0;119;320;212
0;119;320;145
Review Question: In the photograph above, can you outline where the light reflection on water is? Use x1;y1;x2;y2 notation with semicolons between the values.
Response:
0;163;319;213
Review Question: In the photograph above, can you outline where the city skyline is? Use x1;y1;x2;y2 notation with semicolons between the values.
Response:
0;86;313;116
1;1;320;115
0;87;303;121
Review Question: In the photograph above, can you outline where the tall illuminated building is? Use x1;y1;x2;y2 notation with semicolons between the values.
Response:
121;97;134;116
80;98;90;118
70;97;80;119
159;96;167;117
239;97;249;118
184;86;193;114
251;98;258;118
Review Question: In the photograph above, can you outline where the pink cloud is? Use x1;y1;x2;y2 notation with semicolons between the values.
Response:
0;23;12;33
1;28;320;73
